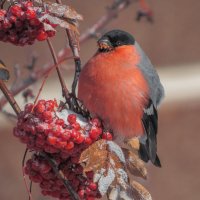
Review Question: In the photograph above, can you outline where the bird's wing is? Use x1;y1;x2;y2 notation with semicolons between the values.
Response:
135;42;165;107
139;99;161;167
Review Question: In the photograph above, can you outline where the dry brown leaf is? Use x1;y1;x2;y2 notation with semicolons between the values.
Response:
131;180;152;200
79;139;108;172
39;14;79;33
127;137;140;151
123;148;147;179
34;0;82;32
0;60;9;81
45;2;83;21
80;140;128;195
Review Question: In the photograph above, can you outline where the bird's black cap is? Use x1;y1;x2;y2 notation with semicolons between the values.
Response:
98;30;135;52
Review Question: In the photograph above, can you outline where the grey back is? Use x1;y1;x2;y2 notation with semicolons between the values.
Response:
135;42;165;107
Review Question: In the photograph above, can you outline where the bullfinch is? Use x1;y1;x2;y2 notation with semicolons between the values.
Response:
78;30;164;167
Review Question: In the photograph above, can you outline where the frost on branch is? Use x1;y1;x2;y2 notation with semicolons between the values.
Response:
79;139;152;200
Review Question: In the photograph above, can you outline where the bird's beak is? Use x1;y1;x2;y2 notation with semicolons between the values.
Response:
98;37;113;51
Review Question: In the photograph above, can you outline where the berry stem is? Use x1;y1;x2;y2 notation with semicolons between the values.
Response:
40;152;80;200
56;0;82;111
0;80;21;115
0;0;135;109
66;29;81;98
46;38;71;103
0;0;7;9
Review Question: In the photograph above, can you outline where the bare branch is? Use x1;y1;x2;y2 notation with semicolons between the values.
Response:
40;152;80;200
0;0;136;111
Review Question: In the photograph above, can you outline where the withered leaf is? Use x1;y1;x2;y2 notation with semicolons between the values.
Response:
123;148;147;179
80;140;129;196
39;14;79;33
45;3;83;21
34;0;82;32
0;60;9;81
80;139;108;172
131;180;152;200
127;137;140;151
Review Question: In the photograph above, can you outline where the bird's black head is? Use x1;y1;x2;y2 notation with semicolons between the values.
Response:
98;30;135;52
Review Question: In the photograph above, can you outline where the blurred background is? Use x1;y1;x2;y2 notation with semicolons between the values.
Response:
0;0;200;200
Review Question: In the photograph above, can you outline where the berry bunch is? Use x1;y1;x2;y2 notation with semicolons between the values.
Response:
14;99;112;158
0;1;56;46
14;99;113;199
25;154;101;200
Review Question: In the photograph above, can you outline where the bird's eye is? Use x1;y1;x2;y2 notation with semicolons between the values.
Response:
116;41;121;46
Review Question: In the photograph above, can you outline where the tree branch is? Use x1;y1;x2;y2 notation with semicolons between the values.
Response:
0;0;136;110
46;38;70;102
40;152;80;200
0;80;21;115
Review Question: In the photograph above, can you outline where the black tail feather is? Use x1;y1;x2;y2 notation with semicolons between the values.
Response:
139;99;161;167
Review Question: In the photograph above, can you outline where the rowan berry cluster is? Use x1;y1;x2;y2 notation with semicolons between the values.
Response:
25;154;101;200
14;99;113;199
0;1;56;46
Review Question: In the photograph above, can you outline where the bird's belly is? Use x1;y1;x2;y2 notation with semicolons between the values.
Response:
78;81;146;137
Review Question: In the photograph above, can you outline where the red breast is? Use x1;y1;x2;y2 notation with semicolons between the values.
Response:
78;45;149;137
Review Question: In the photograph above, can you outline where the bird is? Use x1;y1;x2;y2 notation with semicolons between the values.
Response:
78;30;164;167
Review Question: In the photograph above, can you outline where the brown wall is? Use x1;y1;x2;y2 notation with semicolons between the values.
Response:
0;1;200;200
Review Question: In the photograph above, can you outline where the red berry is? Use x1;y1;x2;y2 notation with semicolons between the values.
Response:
78;189;85;198
102;132;113;140
75;133;85;144
8;15;17;23
9;5;22;17
84;137;92;145
89;128;102;140
86;197;95;200
52;125;62;137
22;1;33;9
2;18;12;29
15;20;23;28
65;141;74;150
61;130;71;141
30;174;43;183
47;135;57;145
85;187;92;194
72;122;81;130
46;30;56;37
71;129;78;139
67;114;76;124
42;111;53;121
35;103;45;113
36;123;46;132
29;18;41;26
31;160;40;171
56;119;65;126
85;171;94;179
0;9;6;21
39;161;51;174
88;182;97;191
55;139;66;149
91;118;101;127
26;9;36;19
37;30;47;41
71;156;79;164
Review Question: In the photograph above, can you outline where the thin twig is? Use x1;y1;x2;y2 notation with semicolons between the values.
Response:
40;152;80;200
66;30;81;98
0;0;7;9
46;38;71;103
0;80;21;115
0;55;73;110
0;0;136;110
22;148;33;200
